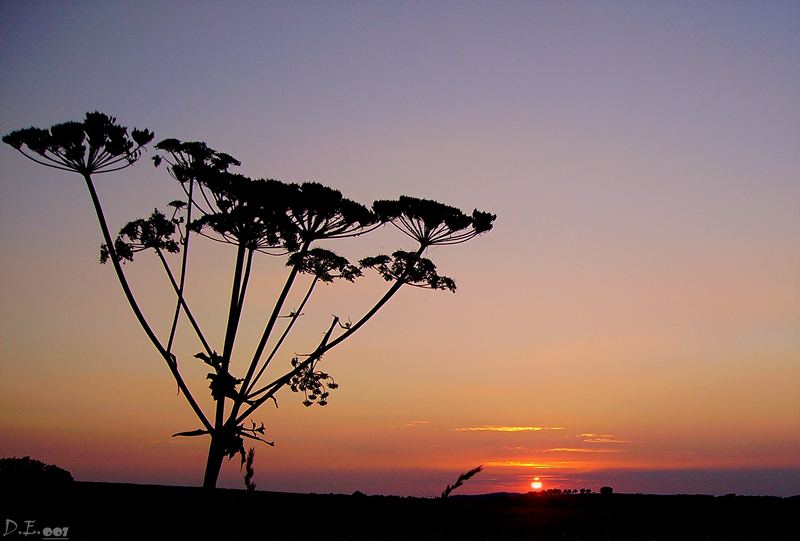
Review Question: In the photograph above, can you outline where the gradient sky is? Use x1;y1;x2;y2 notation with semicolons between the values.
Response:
1;1;798;496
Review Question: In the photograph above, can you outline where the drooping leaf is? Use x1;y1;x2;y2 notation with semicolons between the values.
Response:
172;429;209;438
207;372;244;402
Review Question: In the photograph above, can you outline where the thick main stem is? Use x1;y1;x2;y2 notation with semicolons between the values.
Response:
238;247;254;312
202;243;248;490
215;243;248;424
202;434;226;489
83;174;211;432
221;244;248;365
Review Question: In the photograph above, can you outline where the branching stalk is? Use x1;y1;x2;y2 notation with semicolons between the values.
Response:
246;275;319;397
166;178;195;353
237;247;254;312
228;243;310;423
5;117;496;491
235;277;406;425
155;249;213;356
215;243;248;430
83;173;212;432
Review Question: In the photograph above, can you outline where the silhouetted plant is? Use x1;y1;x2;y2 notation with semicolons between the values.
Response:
440;465;483;498
244;447;256;491
4;112;496;489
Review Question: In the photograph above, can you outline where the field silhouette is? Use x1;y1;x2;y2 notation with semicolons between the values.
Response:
3;481;797;540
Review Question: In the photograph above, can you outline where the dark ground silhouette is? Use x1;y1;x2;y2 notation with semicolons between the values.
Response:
2;482;797;540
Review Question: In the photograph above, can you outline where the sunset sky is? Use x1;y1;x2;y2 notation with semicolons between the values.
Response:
1;2;798;496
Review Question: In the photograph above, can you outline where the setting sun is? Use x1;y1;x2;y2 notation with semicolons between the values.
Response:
531;477;543;490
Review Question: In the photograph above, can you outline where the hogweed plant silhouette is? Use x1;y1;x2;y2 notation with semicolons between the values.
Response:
4;112;496;489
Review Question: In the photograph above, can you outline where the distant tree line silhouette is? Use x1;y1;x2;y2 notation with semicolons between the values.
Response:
534;487;615;495
0;456;73;487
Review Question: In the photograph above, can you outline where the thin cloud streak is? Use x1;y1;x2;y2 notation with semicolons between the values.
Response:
579;433;635;444
487;461;578;469
456;426;565;432
544;448;625;453
387;420;432;429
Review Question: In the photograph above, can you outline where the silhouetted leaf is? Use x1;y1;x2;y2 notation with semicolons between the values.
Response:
194;351;223;369
207;371;245;402
172;429;209;438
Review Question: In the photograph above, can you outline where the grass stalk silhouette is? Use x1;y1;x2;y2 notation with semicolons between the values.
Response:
441;465;484;499
244;447;256;491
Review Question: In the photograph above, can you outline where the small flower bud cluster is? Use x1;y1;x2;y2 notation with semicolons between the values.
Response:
289;357;339;407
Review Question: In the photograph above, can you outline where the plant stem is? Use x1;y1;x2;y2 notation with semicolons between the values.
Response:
82;173;212;432
234;245;424;425
238;247;254;312
156;249;212;355
215;243;248;432
246;276;318;397
235;278;405;425
221;244;247;363
166;178;195;353
202;434;225;489
228;243;310;424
